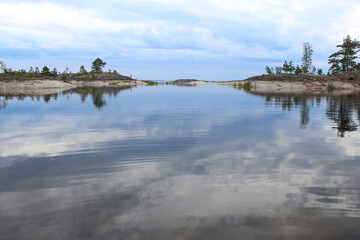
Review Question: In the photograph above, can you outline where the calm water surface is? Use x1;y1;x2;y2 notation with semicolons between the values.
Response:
1;85;360;239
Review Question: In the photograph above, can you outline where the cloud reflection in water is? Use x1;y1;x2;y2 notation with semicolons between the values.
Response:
0;86;360;239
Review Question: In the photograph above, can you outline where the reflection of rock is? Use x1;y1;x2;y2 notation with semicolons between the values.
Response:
0;86;134;110
68;79;146;87
173;79;209;86
0;79;146;95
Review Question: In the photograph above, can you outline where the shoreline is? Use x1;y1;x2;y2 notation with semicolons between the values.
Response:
171;72;360;94
1;71;360;95
0;79;146;95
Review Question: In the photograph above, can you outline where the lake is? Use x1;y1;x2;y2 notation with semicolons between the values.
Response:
1;85;360;240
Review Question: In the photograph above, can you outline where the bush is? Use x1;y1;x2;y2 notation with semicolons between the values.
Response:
144;80;158;86
327;83;335;92
243;81;251;91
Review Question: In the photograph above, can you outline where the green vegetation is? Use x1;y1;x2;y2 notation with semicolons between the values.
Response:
91;58;106;73
41;66;51;75
232;82;244;90
265;42;317;76
327;83;335;92
144;80;158;86
282;60;295;74
264;36;360;77
265;66;273;74
0;58;133;82
79;65;87;74
51;68;58;77
295;65;302;75
328;35;360;74
243;81;251;91
317;68;323;75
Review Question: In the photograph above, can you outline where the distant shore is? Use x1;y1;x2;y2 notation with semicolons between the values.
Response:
1;71;360;95
173;71;360;94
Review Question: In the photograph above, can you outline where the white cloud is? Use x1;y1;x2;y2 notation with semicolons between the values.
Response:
0;0;359;79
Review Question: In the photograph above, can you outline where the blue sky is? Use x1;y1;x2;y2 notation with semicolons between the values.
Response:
0;0;359;80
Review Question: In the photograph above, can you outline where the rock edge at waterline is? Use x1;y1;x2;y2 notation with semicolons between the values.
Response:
0;80;146;95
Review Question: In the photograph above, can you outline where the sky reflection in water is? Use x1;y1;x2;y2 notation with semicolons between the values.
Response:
0;85;360;240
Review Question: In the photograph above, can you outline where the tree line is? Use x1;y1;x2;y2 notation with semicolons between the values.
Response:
0;58;113;77
265;42;323;75
265;35;360;76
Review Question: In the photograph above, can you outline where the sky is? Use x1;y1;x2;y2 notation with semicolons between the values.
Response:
0;0;359;80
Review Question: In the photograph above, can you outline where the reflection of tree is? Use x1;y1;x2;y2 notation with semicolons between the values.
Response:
0;86;132;110
326;96;359;138
80;93;88;103
262;93;314;129
43;95;51;103
0;97;7;109
68;87;131;109
253;92;360;137
300;102;310;129
92;92;106;109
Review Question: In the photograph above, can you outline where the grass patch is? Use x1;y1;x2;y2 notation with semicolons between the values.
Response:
109;82;118;86
327;83;335;92
243;81;251;91
144;80;158;86
236;83;243;90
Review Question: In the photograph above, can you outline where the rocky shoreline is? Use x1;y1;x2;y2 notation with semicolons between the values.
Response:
214;79;360;93
1;71;360;95
175;72;360;94
0;79;146;95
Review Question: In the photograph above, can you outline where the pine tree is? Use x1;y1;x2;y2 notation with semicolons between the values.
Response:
275;66;282;74
283;61;289;74
42;66;50;75
51;68;58;76
91;58;106;73
288;61;295;74
265;66;273;74
79;65;87;74
328;35;360;74
295;65;302;75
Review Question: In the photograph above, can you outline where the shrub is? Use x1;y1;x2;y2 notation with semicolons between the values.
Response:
144;80;158;86
327;83;335;92
243;81;251;91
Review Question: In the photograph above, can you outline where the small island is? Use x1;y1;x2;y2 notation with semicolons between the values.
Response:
0;58;151;95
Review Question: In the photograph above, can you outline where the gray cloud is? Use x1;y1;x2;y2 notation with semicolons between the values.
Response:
0;1;360;78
